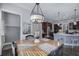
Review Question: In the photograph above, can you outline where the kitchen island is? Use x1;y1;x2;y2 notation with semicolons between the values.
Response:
54;33;79;46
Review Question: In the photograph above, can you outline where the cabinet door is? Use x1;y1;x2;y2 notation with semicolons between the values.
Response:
69;22;73;30
42;22;47;34
42;22;52;33
77;21;79;29
42;22;52;37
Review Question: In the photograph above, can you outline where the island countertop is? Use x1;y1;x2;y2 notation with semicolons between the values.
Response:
54;33;79;46
54;33;79;36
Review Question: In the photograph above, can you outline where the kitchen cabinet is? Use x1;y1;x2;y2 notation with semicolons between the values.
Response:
42;22;52;38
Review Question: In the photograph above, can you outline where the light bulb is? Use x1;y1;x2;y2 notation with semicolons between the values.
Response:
58;23;60;26
74;22;76;25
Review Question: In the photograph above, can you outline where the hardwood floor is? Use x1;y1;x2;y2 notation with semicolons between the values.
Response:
62;46;79;56
2;49;13;56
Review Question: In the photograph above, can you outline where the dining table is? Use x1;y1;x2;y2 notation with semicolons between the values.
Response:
16;38;63;56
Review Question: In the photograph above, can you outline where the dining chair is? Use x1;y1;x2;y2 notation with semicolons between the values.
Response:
25;35;34;40
2;42;16;56
12;42;17;56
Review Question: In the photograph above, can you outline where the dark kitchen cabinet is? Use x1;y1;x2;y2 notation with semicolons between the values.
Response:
69;21;79;30
42;22;52;38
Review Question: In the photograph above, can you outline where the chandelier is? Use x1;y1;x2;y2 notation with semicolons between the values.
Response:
30;3;44;23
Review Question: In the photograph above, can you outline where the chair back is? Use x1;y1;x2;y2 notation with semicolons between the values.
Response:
12;42;17;56
26;35;34;40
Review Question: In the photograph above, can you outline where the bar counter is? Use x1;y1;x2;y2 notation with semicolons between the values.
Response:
54;33;79;46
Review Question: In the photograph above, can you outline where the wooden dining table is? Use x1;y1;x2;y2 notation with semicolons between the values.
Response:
16;38;63;56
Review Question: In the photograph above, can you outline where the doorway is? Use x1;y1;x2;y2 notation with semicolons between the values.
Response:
2;11;20;43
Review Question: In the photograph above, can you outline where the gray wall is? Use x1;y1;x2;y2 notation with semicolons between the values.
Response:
0;3;79;37
13;3;79;32
2;3;79;32
0;4;26;55
0;3;29;40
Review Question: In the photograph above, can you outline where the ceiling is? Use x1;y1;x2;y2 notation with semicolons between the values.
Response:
13;3;79;21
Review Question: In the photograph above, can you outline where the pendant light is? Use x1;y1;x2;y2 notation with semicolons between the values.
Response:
57;11;60;26
73;9;77;25
30;3;44;23
58;11;60;20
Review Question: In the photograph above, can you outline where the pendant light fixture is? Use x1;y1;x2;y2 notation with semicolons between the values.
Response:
30;3;44;23
73;9;77;25
58;11;60;20
57;11;60;26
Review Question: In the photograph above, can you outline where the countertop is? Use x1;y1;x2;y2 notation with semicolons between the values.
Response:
54;33;79;36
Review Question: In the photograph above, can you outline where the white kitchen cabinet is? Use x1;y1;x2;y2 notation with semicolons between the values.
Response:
54;33;79;46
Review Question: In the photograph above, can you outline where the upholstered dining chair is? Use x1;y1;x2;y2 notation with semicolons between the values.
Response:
2;41;16;56
12;42;17;56
25;35;34;40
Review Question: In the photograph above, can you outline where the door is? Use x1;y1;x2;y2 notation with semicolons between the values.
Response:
2;11;20;43
5;26;20;42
